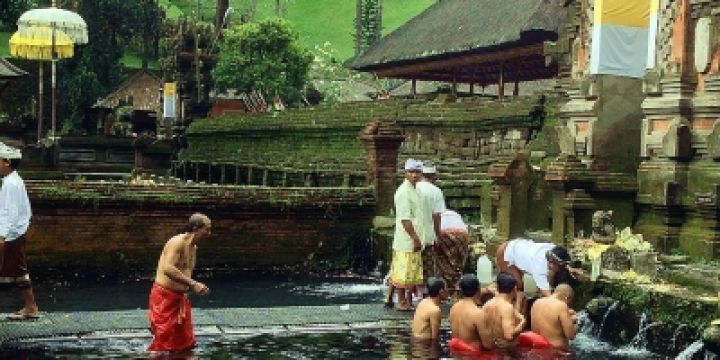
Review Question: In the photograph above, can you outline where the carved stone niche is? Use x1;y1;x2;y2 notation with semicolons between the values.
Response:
644;70;662;95
661;119;693;160
707;121;720;160
580;76;598;99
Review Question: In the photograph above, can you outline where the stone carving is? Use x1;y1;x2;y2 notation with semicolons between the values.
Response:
601;246;630;271
695;17;712;73
591;210;616;244
707;120;720;160
661;119;692;160
643;70;662;95
557;125;576;155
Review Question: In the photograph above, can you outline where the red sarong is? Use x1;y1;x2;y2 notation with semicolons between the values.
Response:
147;283;195;352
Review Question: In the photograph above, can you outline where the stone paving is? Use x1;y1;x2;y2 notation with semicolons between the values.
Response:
0;304;412;344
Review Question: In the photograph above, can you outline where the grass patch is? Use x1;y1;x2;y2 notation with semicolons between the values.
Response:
0;32;10;57
120;53;160;70
169;0;435;60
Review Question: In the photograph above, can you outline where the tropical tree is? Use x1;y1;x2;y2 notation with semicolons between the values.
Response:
0;0;37;31
212;18;313;106
58;0;161;131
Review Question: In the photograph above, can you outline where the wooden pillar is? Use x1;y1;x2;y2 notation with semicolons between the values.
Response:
411;79;417;98
281;171;288;187
235;165;241;185
451;72;458;97
262;168;269;186
498;65;505;100
514;80;519;97
246;165;253;185
220;164;226;184
469;83;474;95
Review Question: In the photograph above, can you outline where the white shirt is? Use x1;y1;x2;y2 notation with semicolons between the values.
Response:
393;179;422;252
0;171;32;241
440;210;467;233
503;238;555;291
416;180;446;245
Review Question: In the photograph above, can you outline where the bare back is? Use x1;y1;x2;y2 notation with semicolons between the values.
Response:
482;297;521;349
154;233;198;292
530;297;576;348
412;298;442;340
449;299;492;349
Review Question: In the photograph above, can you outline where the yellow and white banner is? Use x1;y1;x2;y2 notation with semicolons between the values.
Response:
163;82;176;119
590;0;658;78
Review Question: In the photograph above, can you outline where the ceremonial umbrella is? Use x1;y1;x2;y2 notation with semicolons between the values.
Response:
12;1;88;142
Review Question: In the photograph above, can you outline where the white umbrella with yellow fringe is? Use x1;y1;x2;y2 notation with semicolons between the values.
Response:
10;0;87;143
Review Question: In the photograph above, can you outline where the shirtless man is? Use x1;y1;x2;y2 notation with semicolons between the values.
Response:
148;213;212;352
412;277;447;340
448;274;493;351
483;272;526;350
530;284;577;348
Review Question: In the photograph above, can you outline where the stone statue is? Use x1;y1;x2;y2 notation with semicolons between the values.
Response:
591;210;616;244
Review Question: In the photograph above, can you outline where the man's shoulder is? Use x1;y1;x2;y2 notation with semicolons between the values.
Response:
3;173;24;187
395;181;412;194
164;234;185;247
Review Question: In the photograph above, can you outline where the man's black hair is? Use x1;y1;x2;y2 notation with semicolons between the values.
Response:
426;277;445;297
497;272;517;294
547;245;571;265
552;268;579;290
2;158;21;170
459;274;480;297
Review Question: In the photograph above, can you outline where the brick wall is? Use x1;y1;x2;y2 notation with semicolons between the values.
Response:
24;182;375;273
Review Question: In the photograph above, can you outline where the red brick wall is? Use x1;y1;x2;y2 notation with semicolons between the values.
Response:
25;196;373;273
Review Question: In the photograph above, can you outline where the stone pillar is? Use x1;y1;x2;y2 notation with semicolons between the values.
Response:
360;118;405;216
545;154;595;245
488;153;532;242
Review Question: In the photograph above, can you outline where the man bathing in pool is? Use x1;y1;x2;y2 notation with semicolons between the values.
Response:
448;274;494;351
530;284;577;348
412;277;447;340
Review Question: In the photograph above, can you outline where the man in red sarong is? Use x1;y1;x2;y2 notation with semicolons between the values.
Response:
148;213;212;352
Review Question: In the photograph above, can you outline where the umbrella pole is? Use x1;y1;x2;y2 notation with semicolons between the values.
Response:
51;22;57;141
38;62;43;143
52;59;56;140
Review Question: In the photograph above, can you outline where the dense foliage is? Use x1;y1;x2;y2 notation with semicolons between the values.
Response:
212;18;312;106
0;0;37;32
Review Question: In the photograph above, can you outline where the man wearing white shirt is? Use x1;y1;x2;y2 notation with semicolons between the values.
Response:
415;163;446;286
385;158;424;311
0;142;38;320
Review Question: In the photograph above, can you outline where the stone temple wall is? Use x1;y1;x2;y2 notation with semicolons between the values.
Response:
531;0;720;259
396;95;554;223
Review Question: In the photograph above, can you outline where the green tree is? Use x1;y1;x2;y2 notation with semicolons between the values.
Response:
57;0;162;131
212;18;313;106
0;0;37;31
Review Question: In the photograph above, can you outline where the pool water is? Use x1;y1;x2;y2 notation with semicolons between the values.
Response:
0;327;668;359
0;276;387;312
0;278;689;359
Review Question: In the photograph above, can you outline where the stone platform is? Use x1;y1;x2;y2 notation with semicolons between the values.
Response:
0;304;412;344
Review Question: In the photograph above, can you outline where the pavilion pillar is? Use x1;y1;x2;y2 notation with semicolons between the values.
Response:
451;72;458;97
498;65;505;100
514;80;519;97
469;83;474;95
411;79;417;98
